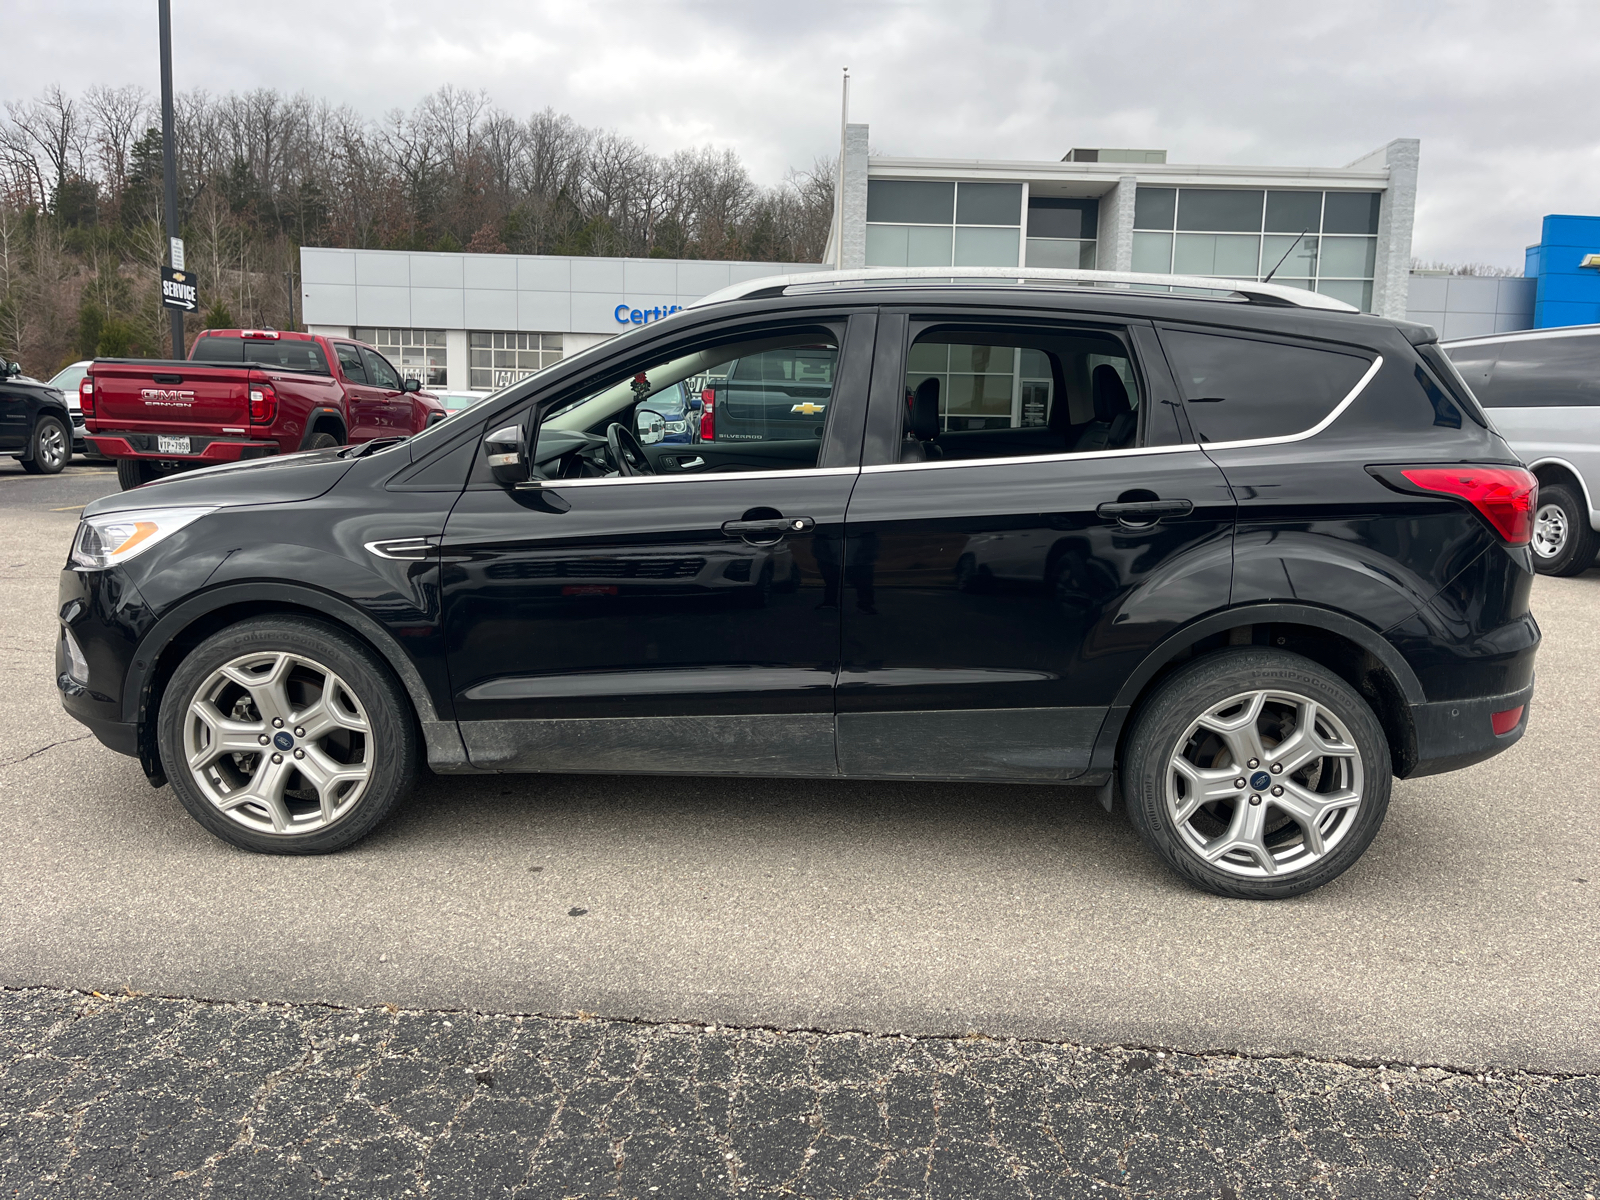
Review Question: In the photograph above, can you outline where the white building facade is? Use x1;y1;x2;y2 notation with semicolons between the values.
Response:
299;249;826;392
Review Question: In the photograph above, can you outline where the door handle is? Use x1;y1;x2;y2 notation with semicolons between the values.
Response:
1096;499;1193;525
721;515;815;540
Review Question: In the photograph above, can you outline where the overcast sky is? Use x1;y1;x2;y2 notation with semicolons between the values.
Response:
9;0;1599;268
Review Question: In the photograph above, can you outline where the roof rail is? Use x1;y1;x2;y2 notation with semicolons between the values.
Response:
688;266;1360;313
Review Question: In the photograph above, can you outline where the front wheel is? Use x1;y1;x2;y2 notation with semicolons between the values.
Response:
1530;484;1599;577
157;616;418;854
20;415;70;474
1122;648;1391;899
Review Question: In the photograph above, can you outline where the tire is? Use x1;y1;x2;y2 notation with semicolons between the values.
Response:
304;431;341;451
157;616;418;854
1121;648;1391;900
20;415;70;474
1530;483;1599;577
116;458;155;489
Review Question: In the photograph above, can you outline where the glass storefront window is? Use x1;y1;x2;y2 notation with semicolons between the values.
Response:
469;331;564;391
866;179;1024;269
1025;239;1096;269
1134;186;1383;310
352;328;447;386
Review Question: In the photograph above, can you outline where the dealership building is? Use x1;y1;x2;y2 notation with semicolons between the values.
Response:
299;127;1581;391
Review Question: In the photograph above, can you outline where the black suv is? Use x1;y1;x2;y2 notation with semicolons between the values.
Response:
56;270;1539;899
2;358;73;474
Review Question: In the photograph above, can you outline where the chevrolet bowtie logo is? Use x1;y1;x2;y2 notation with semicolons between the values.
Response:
1580;253;1600;269
790;402;826;415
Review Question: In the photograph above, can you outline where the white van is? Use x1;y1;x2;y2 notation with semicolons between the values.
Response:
1444;325;1600;576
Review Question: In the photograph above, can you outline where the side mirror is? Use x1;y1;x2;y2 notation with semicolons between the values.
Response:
3;361;20;378
688;395;703;411
402;377;421;393
484;422;528;485
635;408;666;445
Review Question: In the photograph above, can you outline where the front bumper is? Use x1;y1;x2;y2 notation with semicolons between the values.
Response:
85;432;279;463
1405;680;1534;778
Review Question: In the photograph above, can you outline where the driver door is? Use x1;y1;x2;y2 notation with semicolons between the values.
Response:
439;312;876;777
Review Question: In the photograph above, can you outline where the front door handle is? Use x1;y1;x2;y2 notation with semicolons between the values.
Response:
1096;499;1193;526
721;515;815;543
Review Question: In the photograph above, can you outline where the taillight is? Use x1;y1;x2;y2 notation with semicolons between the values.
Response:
1490;705;1524;736
79;378;95;419
1400;465;1537;545
699;389;715;441
248;383;277;425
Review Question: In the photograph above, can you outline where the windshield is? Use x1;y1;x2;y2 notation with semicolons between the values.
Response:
48;362;89;392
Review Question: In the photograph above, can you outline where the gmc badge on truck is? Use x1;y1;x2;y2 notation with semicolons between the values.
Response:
140;389;195;405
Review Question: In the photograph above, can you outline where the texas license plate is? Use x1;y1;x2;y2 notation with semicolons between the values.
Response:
157;435;191;454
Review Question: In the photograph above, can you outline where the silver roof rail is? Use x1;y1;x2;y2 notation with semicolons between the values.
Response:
688;265;1360;313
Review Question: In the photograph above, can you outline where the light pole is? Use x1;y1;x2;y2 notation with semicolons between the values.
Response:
158;0;183;357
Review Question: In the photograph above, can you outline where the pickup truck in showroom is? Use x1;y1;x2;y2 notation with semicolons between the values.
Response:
81;329;448;489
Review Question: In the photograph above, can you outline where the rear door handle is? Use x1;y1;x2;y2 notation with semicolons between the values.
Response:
1096;499;1193;525
721;516;815;541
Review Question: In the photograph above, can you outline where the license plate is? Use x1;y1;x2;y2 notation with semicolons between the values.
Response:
157;435;191;454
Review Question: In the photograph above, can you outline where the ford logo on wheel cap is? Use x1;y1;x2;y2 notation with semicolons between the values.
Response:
273;732;294;751
1249;770;1271;791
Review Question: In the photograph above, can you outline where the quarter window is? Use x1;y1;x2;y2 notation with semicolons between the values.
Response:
1160;329;1373;443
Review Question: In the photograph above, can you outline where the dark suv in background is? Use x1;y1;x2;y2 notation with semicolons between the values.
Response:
56;267;1538;899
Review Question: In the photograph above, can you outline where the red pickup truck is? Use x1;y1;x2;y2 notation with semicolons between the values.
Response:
82;329;448;489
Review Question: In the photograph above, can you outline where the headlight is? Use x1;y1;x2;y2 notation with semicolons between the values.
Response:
69;507;217;570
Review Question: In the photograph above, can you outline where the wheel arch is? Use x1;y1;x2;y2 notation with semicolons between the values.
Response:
300;408;348;449
1525;457;1597;529
126;582;464;784
1092;603;1425;788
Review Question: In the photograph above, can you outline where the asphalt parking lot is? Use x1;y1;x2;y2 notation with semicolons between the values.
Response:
1;459;1598;1195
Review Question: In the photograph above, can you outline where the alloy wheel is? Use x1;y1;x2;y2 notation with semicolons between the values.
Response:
37;422;67;470
182;651;373;835
1532;502;1568;560
1166;688;1364;879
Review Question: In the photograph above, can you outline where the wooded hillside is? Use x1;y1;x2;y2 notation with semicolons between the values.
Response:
0;84;835;375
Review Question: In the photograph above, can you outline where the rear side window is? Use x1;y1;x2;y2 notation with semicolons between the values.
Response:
193;336;329;374
1476;334;1600;407
1160;329;1373;443
334;343;367;384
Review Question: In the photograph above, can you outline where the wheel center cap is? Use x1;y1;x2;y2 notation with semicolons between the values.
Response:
272;732;295;751
1249;770;1271;791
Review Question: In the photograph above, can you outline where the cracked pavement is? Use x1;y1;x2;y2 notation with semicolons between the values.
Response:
2;986;1597;1200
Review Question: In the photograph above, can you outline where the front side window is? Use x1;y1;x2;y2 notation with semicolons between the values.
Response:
352;327;447;386
899;326;1142;461
697;342;839;444
1160;328;1373;442
360;347;401;391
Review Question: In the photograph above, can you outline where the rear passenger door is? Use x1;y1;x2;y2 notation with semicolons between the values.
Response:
333;342;383;442
835;310;1236;782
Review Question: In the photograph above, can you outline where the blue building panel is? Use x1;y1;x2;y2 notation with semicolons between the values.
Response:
1528;214;1600;328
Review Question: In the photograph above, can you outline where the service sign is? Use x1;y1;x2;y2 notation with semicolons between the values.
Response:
161;265;198;312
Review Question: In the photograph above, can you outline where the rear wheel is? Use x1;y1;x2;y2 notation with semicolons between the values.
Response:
1122;648;1391;899
116;458;155;489
157;616;417;854
1530;483;1598;576
304;431;341;451
20;415;69;474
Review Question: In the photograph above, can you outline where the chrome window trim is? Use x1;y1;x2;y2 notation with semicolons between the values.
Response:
520;464;861;490
857;353;1383;473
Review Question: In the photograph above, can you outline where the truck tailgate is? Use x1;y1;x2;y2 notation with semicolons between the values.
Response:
88;360;253;433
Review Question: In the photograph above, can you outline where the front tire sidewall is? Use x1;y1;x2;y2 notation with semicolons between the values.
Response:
157;618;417;854
1122;648;1392;900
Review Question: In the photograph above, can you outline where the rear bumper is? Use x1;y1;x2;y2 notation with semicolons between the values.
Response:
1404;681;1534;778
85;432;279;462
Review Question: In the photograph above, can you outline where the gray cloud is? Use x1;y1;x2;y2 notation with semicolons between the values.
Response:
8;0;1596;267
